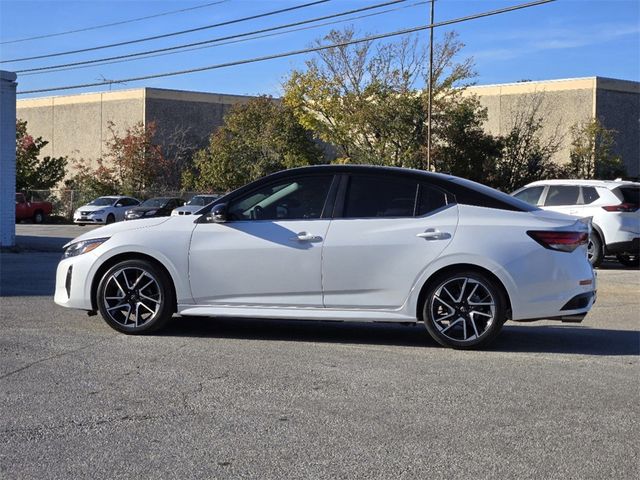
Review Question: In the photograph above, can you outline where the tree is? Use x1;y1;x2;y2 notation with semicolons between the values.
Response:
430;96;503;184
16;119;67;191
494;93;565;191
103;120;168;194
284;28;490;170
566;118;626;179
183;96;324;192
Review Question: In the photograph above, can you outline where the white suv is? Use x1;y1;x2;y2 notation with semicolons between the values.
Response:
513;180;640;267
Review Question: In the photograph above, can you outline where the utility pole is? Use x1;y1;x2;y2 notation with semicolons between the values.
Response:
426;0;435;171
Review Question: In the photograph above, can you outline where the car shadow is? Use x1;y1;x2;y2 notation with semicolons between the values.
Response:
160;316;639;356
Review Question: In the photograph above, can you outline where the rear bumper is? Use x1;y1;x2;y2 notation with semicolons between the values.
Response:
606;237;639;254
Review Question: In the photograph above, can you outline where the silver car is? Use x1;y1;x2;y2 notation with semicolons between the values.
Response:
171;194;220;216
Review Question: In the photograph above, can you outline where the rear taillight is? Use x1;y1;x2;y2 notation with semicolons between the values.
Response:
527;231;589;252
602;203;638;212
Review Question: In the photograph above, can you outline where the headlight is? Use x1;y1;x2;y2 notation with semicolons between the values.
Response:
63;237;109;259
91;210;105;215
145;210;157;215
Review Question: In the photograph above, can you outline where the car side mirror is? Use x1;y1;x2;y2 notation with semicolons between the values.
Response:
209;203;228;223
115;203;123;207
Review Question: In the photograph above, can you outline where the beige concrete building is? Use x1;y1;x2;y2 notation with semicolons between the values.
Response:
16;87;253;169
466;77;640;177
16;77;640;180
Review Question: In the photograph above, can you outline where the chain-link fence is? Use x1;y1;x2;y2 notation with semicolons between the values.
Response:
26;189;224;221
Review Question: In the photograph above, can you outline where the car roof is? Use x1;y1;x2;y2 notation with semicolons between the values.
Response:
270;164;457;182
523;179;640;189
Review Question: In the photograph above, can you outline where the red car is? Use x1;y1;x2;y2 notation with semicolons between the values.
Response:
15;193;53;224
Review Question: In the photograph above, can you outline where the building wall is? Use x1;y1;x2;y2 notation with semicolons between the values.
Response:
17;90;145;170
595;78;640;177
466;77;640;178
466;78;597;167
144;88;252;151
16;88;254;175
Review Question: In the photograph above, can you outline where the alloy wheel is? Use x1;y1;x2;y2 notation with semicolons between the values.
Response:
428;276;496;343
101;267;162;328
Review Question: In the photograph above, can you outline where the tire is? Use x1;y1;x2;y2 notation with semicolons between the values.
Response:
106;213;115;224
587;232;603;268
33;211;44;224
422;271;507;349
616;253;640;268
96;259;175;334
77;224;85;227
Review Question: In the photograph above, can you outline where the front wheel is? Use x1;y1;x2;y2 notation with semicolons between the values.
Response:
616;253;640;268
96;259;174;334
422;271;507;349
106;213;115;224
33;211;44;224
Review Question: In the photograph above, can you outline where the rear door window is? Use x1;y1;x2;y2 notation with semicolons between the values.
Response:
416;184;448;216
343;175;418;218
513;186;545;205
544;186;580;206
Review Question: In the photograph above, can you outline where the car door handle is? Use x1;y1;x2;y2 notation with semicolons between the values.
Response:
416;229;450;240
291;232;323;242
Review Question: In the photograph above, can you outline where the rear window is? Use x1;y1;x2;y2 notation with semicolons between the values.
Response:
616;186;640;206
449;178;538;212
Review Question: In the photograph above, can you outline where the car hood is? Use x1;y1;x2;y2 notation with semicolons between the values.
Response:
173;205;202;213
77;204;113;212
127;206;165;213
64;217;171;247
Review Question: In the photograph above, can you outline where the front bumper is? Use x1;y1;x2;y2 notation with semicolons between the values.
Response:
74;216;105;224
54;254;96;311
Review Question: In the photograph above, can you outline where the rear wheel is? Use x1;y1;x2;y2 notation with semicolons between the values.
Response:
422;271;507;349
587;233;603;268
33;211;44;224
616;253;639;268
96;259;174;334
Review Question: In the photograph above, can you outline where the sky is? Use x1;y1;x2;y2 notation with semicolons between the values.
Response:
1;0;638;99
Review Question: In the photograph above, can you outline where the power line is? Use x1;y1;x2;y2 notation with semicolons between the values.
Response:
0;1;230;45
17;0;409;75
17;0;556;96
20;1;424;77
1;0;331;64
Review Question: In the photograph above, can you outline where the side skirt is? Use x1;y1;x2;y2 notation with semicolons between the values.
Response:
177;304;416;323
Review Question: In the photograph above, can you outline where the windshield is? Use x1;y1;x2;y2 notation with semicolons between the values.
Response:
141;198;168;208
88;197;116;206
187;195;217;206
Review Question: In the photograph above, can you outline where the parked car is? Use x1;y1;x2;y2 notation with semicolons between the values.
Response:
171;194;220;216
15;192;53;224
124;197;185;220
55;165;595;349
512;179;640;267
74;196;140;226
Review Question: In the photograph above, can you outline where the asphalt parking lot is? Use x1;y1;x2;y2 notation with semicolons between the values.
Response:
1;225;638;479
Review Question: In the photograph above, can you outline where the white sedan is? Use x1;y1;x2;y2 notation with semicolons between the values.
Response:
73;196;140;225
55;166;596;349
